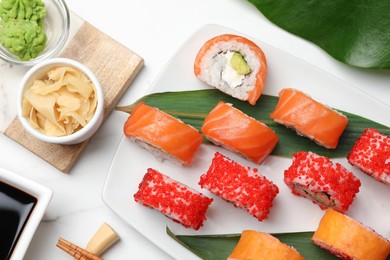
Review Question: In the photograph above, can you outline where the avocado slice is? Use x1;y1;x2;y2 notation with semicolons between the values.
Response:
230;52;251;75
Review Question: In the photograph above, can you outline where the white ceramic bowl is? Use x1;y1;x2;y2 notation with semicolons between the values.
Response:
0;0;70;66
17;58;104;145
0;167;52;260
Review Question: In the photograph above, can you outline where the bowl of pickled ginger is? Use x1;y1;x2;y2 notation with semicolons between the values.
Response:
17;58;104;145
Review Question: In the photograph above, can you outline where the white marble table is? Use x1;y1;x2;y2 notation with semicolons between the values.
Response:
1;0;389;259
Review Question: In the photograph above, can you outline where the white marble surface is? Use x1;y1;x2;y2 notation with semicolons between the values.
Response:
0;0;389;259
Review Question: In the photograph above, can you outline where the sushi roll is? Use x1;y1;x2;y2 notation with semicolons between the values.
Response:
270;88;348;149
228;230;304;260
201;101;278;164
134;168;213;230
347;128;390;185
194;34;267;105
123;102;203;166
284;151;361;213
199;152;279;221
312;209;390;259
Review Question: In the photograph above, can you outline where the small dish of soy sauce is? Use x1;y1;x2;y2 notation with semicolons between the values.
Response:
0;168;52;260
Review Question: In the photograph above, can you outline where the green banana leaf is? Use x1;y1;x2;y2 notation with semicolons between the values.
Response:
166;227;339;260
117;89;390;158
247;0;390;70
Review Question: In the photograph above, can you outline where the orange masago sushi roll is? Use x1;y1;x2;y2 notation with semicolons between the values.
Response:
312;209;390;259
123;102;203;166
194;34;267;105
270;88;348;149
228;230;304;260
201;101;278;164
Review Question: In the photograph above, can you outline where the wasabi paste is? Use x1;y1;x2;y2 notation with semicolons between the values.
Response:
0;0;47;60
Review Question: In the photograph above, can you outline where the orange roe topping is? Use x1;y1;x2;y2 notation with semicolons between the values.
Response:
134;168;213;230
199;152;279;221
284;151;361;213
347;128;390;185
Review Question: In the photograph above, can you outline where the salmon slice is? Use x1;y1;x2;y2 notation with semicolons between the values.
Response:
123;102;203;166
201;101;278;164
312;209;390;259
270;88;348;149
194;34;267;105
228;230;304;260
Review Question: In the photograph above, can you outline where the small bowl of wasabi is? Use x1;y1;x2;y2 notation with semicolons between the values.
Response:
17;58;104;145
0;0;70;66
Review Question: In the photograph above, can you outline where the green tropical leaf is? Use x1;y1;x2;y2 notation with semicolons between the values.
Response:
247;0;390;69
116;89;390;158
166;227;339;260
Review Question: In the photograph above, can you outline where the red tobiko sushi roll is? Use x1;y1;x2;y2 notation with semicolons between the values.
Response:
347;128;390;186
199;152;279;221
284;151;361;213
134;168;213;230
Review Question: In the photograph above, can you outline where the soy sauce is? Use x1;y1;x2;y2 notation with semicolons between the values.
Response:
0;181;37;260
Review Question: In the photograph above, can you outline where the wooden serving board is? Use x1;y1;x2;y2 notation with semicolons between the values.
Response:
4;20;143;173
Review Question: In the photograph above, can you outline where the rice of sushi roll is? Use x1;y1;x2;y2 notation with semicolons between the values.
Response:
312;209;390;259
134;168;213;230
284;151;361;213
194;34;267;105
199;152;279;221
347;128;390;185
123;102;203;166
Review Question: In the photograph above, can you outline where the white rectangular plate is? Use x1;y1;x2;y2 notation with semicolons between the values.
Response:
103;24;390;259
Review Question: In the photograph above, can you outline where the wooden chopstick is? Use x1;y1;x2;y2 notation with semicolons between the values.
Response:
56;237;103;260
57;242;88;260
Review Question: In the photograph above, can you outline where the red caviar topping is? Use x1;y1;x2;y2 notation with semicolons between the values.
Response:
284;151;361;213
347;128;390;185
134;168;213;230
199;152;279;221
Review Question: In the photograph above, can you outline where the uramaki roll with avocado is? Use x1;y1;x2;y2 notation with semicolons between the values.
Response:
194;34;267;105
312;209;390;259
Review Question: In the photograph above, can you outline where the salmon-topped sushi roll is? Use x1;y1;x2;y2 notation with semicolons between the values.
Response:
270;88;348;149
284;151;361;213
201;101;278;164
123;102;203;166
312;209;390;259
194;34;267;105
347;128;390;185
228;230;304;260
